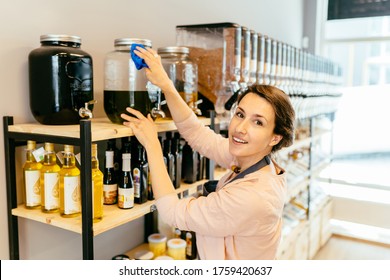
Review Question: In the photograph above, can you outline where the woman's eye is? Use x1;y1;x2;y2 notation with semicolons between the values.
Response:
255;120;263;126
236;111;244;118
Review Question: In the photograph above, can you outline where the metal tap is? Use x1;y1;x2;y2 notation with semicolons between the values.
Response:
190;99;203;116
151;92;166;119
79;100;97;119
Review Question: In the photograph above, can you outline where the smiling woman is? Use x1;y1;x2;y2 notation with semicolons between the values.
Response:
121;46;296;259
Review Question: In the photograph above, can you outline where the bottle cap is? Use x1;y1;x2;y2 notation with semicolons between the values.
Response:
27;140;36;150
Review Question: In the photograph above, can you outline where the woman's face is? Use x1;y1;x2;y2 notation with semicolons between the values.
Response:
228;92;281;169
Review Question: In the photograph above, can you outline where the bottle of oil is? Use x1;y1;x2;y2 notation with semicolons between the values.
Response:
40;142;61;213
23;140;42;209
91;143;104;222
59;145;81;217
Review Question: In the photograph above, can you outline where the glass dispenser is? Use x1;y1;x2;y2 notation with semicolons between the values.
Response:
104;38;164;124
157;46;200;116
28;34;94;125
176;22;241;117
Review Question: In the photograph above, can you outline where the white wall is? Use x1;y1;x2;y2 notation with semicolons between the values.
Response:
0;0;304;259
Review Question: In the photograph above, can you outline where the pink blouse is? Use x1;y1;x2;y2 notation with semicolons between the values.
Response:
155;114;287;259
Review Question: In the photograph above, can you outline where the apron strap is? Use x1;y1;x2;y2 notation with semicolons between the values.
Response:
229;155;270;183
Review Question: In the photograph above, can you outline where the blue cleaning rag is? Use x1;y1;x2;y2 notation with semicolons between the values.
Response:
130;43;148;70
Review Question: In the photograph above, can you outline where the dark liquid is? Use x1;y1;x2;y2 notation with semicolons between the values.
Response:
29;46;93;125
104;90;152;124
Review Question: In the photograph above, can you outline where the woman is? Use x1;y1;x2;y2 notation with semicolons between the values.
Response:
121;46;295;259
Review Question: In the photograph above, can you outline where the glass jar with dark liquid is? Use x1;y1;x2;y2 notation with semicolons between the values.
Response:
28;34;94;125
104;38;154;124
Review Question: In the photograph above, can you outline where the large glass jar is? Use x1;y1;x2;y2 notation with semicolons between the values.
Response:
28;34;94;125
104;38;157;124
157;46;199;116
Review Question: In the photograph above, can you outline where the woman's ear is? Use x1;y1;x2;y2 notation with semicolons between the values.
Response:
270;134;283;147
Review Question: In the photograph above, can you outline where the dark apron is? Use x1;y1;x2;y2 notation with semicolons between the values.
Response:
203;155;270;196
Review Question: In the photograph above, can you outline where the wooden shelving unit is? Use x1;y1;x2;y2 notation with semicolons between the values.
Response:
3;115;216;260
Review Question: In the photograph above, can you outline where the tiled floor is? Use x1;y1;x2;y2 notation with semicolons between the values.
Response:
314;235;390;260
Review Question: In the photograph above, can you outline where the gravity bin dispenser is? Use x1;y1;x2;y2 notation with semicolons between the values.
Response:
176;23;242;120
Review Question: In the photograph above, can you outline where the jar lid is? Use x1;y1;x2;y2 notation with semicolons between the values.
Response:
134;250;154;260
40;34;81;44
167;238;186;249
157;46;189;55
148;233;167;243
115;38;152;47
111;254;130;260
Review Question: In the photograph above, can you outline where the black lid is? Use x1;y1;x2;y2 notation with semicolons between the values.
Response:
176;22;240;29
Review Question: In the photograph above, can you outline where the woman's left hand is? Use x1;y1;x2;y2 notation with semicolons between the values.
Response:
121;107;159;150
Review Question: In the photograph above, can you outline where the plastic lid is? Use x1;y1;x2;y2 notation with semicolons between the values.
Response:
176;22;240;29
148;233;167;243
115;38;152;47
40;34;81;44
157;46;189;55
134;250;154;260
167;238;186;249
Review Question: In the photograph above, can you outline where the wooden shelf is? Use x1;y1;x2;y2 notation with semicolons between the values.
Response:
12;168;228;236
8;117;214;142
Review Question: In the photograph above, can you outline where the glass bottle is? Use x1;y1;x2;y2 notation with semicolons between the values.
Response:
103;149;117;205
171;132;182;189
91;143;104;222
59;145;81;218
40;142;60;213
134;144;148;204
23;140;42;209
118;143;134;209
163;135;175;184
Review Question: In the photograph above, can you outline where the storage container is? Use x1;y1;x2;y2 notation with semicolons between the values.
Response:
104;38;162;124
28;34;94;125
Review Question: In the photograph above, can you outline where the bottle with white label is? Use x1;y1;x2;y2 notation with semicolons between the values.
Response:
118;143;134;209
40;142;61;213
103;149;117;205
59;145;81;217
23;140;42;209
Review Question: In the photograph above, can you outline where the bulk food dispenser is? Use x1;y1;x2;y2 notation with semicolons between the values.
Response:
176;23;241;117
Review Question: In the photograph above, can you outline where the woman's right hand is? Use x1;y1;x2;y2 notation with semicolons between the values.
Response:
121;107;160;152
134;46;174;93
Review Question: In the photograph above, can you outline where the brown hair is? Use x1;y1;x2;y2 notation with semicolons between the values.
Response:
237;84;295;153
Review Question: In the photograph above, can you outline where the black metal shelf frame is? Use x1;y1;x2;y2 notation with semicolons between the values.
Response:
3;116;94;260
